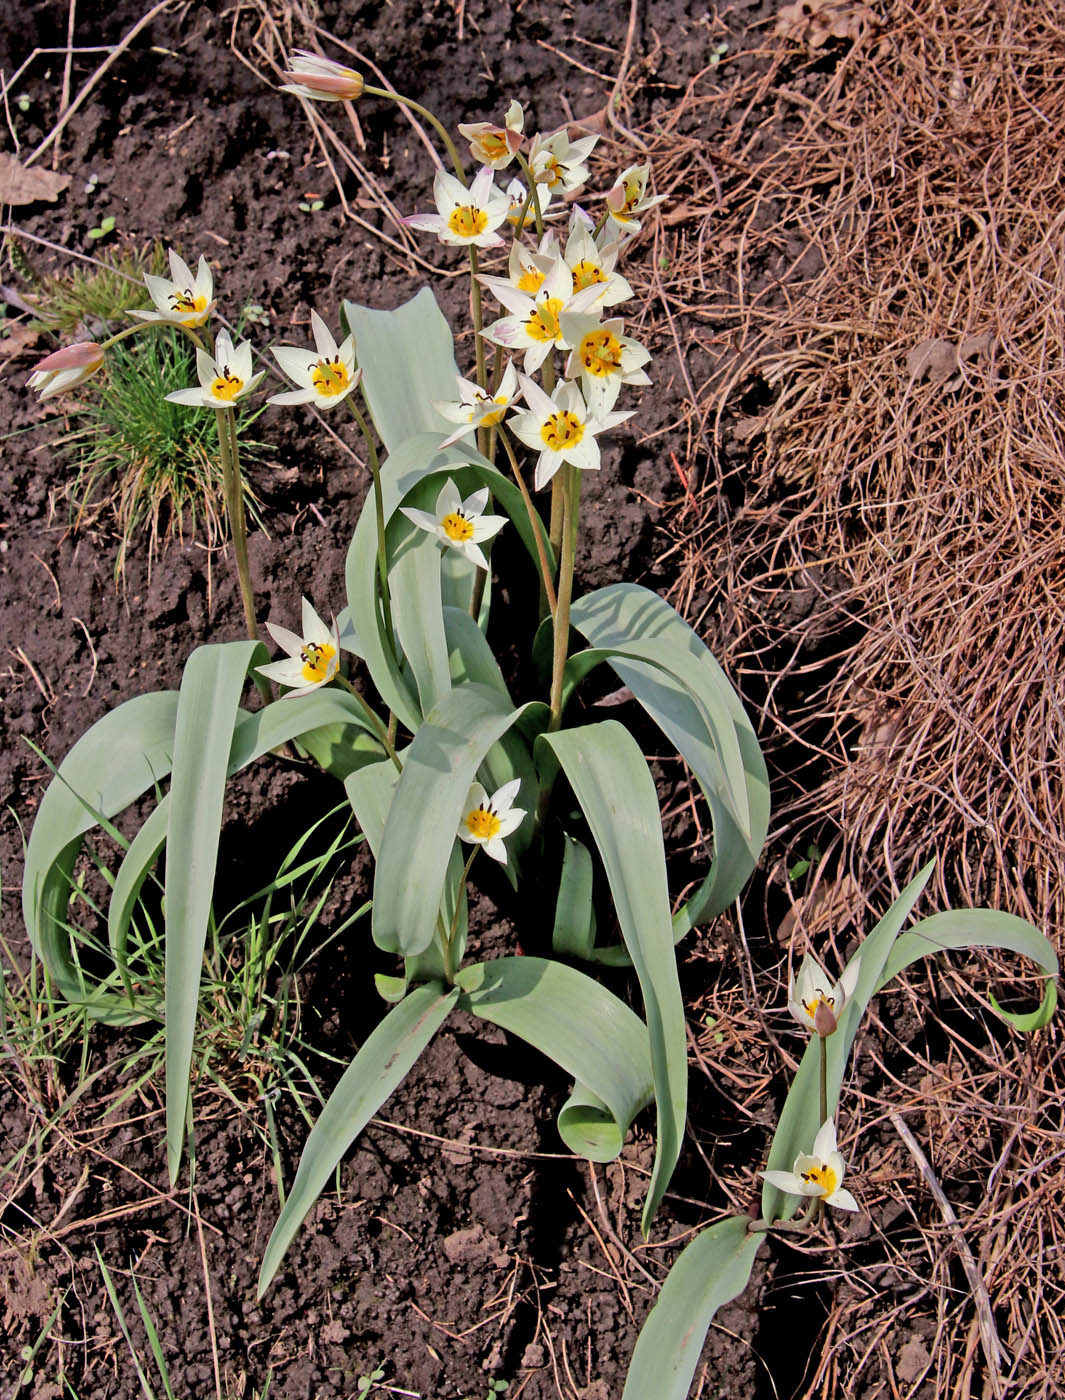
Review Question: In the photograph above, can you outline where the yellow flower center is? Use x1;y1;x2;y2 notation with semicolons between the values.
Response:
299;641;336;683
517;266;545;295
311;358;351;397
579;328;623;378
441;511;475;542
800;1162;838;1198
621;175;643;211
210;368;244;402
447;204;489;239
801;991;834;1020
465;806;501;840
541;410;585;452
572;259;606;291
541;155;564;190
525;296;564;344
477;393;509;427
478;131;508;162
169;289;209;326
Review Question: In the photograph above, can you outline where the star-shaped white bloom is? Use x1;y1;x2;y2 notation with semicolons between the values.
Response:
458;779;525;864
787;953;862;1037
560;312;651;415
458;99;524;170
257;598;342;697
509;375;633;490
504;176;556;229
27;342;104;401
280;49;364;102
131;248;215;328
605;163;667;234
760;1120;859;1212
432;362;520;448
563;219;633;308
404;167;510;249
400;478;507;572
528;129;599;197
269;311;361;410
165;329;264;410
481;256;602;375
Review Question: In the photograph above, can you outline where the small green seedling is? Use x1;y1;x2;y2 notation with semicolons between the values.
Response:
88;215;116;242
356;1365;386;1395
298;198;324;213
788;842;822;880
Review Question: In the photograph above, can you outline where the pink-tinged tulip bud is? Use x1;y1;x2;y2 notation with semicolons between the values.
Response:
31;342;104;372
27;341;105;401
280;50;364;102
813;1000;839;1038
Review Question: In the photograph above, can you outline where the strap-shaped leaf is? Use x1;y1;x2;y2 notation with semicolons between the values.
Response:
569;584;768;927
542;722;686;1233
372;684;530;956
342;288;458;453
346;438;553;733
876;909;1058;1027
22;691;180;1021
761;861;935;1222
165;640;264;1181
552;832;596;959
258;982;459;1294
762;864;1057;1222
109;691;383;983
457;957;653;1161
344;759;469;992
621;1216;762;1400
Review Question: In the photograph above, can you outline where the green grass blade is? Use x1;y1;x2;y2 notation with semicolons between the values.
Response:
621;1216;762;1400
457;957;653;1161
258;982;459;1294
94;1247;158;1400
372;685;528;957
22;691;180;1018
542;722;686;1233
165;640;263;1183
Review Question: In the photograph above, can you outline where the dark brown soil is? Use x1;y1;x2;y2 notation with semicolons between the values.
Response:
0;3;901;1398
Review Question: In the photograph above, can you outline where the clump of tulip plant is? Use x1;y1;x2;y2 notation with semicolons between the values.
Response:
22;53;1058;1400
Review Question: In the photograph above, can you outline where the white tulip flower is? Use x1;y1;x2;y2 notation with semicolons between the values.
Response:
458;779;525;864
131;248;215;328
165;330;264;409
400;479;506;572
760;1119;859;1212
269;311;361;410
257;598;340;697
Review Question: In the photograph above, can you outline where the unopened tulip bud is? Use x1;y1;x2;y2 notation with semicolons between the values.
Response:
27;341;104;401
280;51;364;102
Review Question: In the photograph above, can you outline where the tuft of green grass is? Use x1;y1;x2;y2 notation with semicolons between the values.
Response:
19;241;168;337
55;327;268;578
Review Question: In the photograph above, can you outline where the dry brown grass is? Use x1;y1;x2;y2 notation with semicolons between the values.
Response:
621;1;1065;1395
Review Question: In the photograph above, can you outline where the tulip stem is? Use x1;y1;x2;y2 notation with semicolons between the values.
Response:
548;464;579;731
819;1035;829;1128
334;673;402;771
469;245;487;394
441;845;478;984
362;86;466;183
513;152;544;241
347;396;397;660
498;427;556;615
215;405;271;705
